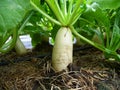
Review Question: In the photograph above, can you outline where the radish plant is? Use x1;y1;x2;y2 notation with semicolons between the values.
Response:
30;0;120;72
75;0;120;60
30;0;86;72
0;0;32;54
0;0;120;71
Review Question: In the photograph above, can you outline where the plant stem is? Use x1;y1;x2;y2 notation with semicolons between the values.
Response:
18;10;34;33
68;0;85;25
70;26;105;52
67;0;74;24
60;0;67;15
30;0;61;26
0;29;18;53
0;30;13;48
45;0;65;25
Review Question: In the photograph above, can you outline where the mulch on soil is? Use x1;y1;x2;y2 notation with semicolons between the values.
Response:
0;44;120;90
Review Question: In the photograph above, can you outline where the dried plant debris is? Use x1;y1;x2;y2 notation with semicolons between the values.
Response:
0;58;119;90
0;45;120;90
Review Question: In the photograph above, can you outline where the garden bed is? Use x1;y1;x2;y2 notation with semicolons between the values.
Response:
0;43;120;90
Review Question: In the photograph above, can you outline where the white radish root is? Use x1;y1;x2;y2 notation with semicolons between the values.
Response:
52;27;73;72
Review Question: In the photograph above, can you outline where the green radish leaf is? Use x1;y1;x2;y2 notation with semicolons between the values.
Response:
0;0;31;31
109;10;120;51
90;0;120;9
74;2;110;44
84;3;110;28
23;11;51;47
104;9;120;60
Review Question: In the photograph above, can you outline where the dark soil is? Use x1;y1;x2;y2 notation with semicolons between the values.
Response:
0;43;120;90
